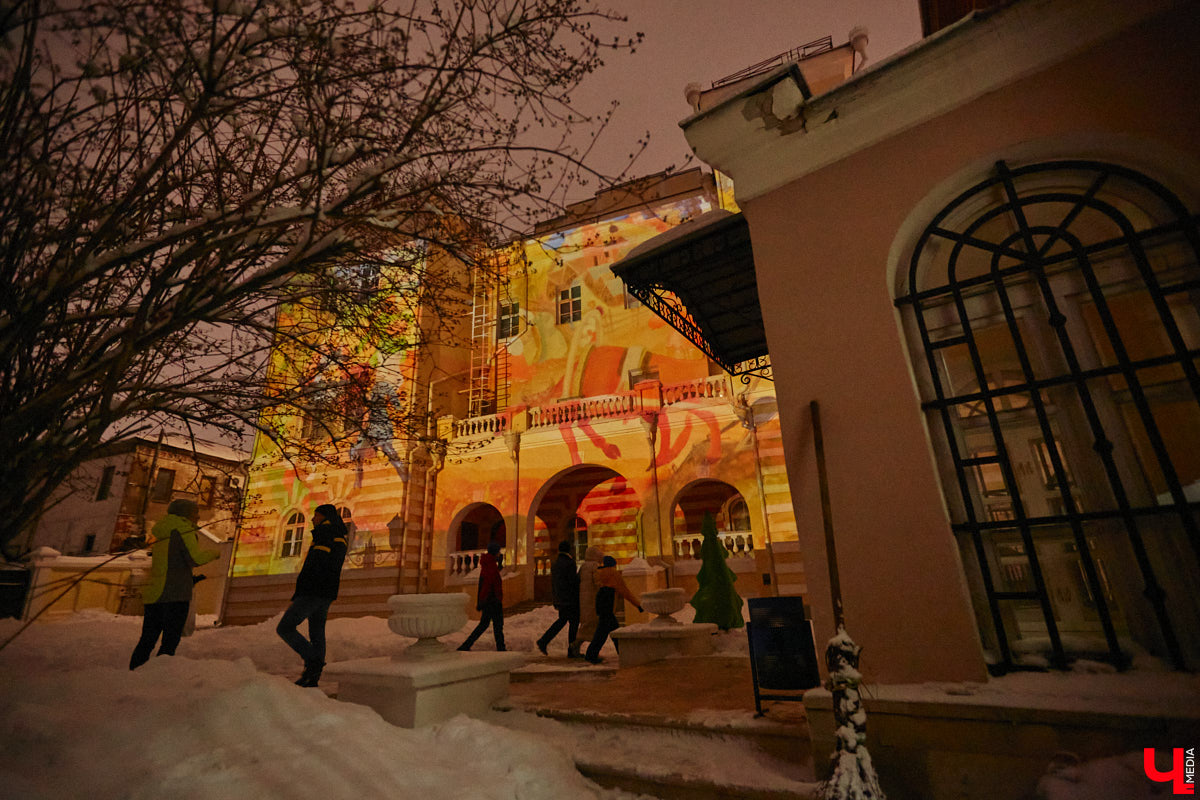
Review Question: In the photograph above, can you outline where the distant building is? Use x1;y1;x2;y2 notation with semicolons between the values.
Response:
22;433;247;616
27;433;247;556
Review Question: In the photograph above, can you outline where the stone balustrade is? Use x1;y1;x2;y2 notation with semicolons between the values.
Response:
527;393;638;428
446;548;487;577
673;530;755;559
661;374;731;405
454;413;509;438
440;375;738;444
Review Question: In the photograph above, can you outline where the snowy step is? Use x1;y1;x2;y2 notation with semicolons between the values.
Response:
510;658;618;682
490;704;818;800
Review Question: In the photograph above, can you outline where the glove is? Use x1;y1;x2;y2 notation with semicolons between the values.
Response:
636;606;643;613
192;574;207;584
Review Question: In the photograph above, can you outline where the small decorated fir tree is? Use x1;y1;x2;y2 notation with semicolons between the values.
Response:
689;512;744;630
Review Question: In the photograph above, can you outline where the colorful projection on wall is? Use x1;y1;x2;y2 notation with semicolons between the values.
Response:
231;181;791;592
499;194;717;408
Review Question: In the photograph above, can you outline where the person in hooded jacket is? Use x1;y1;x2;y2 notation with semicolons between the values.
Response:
129;499;219;670
536;540;581;657
584;555;642;664
573;545;603;655
457;540;505;651
276;503;348;687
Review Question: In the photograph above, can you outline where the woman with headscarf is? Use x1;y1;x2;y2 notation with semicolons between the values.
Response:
276;503;348;687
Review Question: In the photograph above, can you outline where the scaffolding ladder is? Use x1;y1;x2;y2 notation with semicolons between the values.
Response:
468;259;513;418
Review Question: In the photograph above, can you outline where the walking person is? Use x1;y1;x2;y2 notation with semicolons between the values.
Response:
536;540;581;658
584;555;642;664
276;504;348;687
573;545;603;656
458;541;506;651
129;499;219;670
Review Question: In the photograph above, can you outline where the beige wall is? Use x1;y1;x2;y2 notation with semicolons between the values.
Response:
740;4;1200;684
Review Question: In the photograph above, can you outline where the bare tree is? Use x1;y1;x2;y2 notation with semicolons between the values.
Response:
0;0;642;557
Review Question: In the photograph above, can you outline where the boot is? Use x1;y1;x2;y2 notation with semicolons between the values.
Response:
295;660;324;687
567;641;582;659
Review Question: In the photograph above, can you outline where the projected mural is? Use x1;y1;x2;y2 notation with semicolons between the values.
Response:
226;169;799;619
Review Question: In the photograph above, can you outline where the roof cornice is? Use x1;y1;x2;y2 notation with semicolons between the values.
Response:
681;0;1180;203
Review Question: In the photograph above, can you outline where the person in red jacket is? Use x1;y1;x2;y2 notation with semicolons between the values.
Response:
457;540;505;651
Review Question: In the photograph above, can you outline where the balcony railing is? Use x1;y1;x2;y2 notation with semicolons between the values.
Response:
661;375;731;406
527;393;638;428
673;530;755;560
444;375;737;443
454;413;509;438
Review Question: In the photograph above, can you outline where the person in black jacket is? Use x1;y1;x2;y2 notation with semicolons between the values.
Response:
535;540;581;658
276;504;348;687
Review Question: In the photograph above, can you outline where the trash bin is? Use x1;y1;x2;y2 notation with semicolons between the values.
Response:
0;567;31;619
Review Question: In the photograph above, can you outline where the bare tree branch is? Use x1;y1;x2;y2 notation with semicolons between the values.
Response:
1;0;645;556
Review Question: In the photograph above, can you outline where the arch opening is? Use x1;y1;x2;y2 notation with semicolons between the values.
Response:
529;465;640;601
671;479;753;560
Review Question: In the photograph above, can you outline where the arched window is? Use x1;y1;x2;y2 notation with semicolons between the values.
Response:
281;511;306;558
725;497;751;532
896;159;1200;672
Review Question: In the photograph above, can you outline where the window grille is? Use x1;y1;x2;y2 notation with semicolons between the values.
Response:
895;159;1200;672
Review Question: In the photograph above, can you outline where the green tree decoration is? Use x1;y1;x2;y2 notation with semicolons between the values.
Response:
689;512;745;630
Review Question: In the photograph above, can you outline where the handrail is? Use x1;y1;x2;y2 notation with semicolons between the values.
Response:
661;375;731;405
446;374;737;439
527;393;638;428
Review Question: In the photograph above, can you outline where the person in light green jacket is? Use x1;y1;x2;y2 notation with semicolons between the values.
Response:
129;499;218;669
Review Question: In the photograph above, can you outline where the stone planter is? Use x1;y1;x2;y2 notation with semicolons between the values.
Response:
387;592;469;658
641;587;686;625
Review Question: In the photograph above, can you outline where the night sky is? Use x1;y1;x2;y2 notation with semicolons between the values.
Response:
566;0;923;193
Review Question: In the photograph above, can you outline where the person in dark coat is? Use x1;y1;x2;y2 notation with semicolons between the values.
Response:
129;499;218;669
584;555;642;664
536;540;581;658
276;503;348;687
457;540;505;651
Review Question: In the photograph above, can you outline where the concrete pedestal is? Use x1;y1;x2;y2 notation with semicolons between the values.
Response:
325;651;526;728
610;621;718;668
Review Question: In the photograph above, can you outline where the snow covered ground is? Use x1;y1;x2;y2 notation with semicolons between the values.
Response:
0;605;768;800
0;607;648;800
1;605;1192;799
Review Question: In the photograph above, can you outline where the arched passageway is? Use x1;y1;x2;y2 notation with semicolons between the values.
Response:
671;479;752;560
446;502;506;578
530;465;640;601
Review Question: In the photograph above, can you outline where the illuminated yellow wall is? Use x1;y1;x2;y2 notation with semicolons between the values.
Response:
231;177;797;596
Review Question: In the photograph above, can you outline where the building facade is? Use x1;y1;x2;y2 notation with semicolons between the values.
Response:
27;433;246;556
225;168;804;623
676;0;1200;795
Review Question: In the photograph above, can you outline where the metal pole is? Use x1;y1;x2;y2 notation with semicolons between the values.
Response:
810;400;844;629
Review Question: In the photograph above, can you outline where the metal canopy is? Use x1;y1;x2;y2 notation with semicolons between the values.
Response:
611;209;771;381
